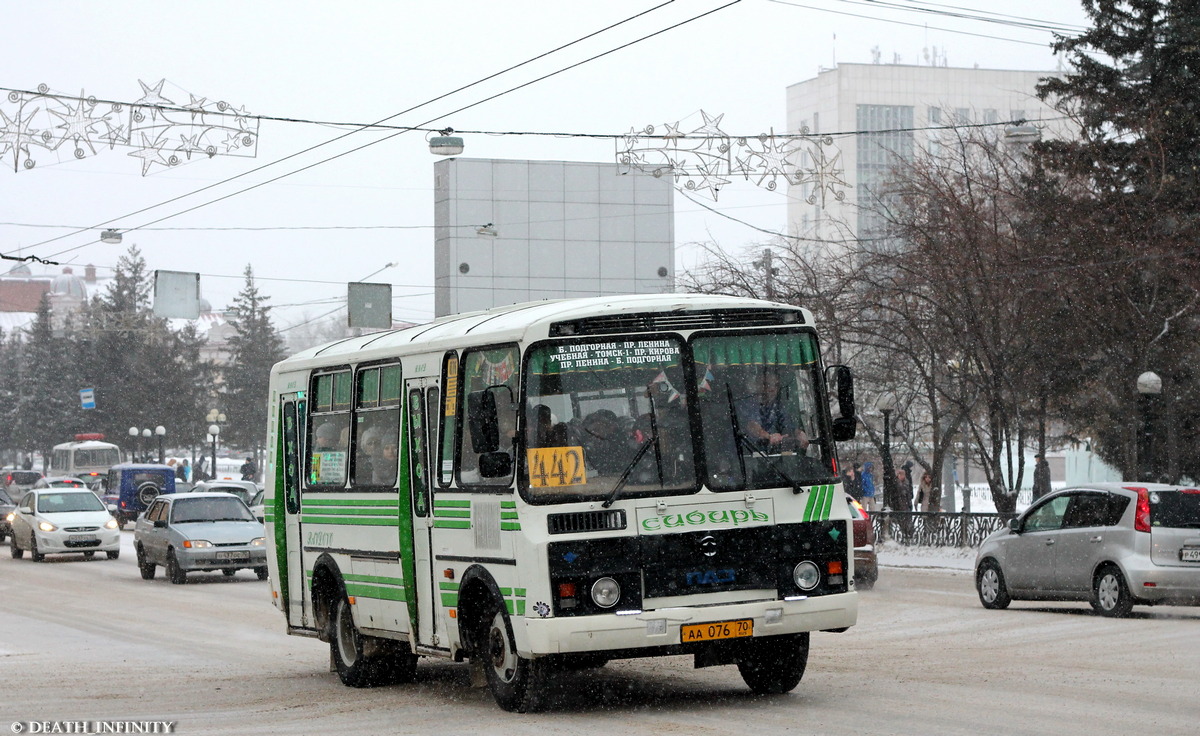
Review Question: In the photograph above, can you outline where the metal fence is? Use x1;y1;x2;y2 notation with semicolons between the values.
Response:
871;511;1019;548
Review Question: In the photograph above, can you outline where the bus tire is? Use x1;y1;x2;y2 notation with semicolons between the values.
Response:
331;596;377;688
736;633;809;695
478;600;548;712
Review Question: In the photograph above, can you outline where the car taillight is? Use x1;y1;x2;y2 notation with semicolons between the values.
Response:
1128;487;1152;533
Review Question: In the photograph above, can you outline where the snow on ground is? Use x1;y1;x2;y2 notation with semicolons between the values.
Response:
876;540;976;571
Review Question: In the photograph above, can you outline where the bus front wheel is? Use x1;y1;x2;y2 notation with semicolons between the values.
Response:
736;632;809;694
478;602;548;712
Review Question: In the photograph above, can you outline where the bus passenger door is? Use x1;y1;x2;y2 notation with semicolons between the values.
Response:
279;396;312;628
405;379;439;648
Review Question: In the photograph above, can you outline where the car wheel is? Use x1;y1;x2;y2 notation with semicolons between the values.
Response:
737;633;809;694
10;535;23;558
222;568;237;577
479;599;548;712
136;545;156;580
106;549;120;560
167;550;187;585
976;559;1012;610
29;535;44;562
1092;565;1134;617
0;529;7;544
255;566;269;581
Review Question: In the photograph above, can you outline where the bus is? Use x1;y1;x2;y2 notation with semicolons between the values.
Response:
263;294;859;712
51;434;122;485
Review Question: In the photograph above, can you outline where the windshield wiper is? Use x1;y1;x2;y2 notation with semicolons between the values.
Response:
724;382;801;493
602;393;664;509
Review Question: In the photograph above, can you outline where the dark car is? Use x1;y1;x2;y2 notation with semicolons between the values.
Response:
847;494;878;589
0;486;16;543
102;463;177;528
4;469;43;495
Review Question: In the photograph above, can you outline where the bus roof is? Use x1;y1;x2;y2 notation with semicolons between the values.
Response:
276;293;813;370
53;439;120;450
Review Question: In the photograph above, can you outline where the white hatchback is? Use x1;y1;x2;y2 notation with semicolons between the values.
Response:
975;483;1200;616
8;488;121;561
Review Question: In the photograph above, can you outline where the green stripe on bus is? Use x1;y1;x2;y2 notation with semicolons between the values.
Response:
500;500;516;508
500;511;519;520
516;600;526;615
300;515;399;526
434;499;471;508
433;509;470;518
514;588;526;596
342;573;405;586
504;600;514;615
433;520;471;529
438;581;459;591
803;486;820;521
302;498;400;507
440;593;459;607
822;483;836;520
301;507;397;517
345;583;407;602
500;522;521;531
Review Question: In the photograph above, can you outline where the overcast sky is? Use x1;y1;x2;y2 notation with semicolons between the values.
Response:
1;0;1087;330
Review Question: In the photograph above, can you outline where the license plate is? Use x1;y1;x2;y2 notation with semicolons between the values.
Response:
1181;548;1200;562
680;619;753;643
68;534;96;542
217;551;249;560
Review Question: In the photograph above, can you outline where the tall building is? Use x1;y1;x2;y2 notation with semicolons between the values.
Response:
434;158;674;317
785;63;1061;243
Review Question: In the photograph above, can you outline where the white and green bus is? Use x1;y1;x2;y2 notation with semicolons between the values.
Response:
264;293;859;711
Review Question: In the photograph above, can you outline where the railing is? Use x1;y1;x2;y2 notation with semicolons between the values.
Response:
871;511;1018;548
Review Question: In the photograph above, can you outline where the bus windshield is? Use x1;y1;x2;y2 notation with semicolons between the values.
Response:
521;330;837;502
523;336;696;502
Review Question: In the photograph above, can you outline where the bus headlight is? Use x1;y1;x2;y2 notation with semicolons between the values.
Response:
591;577;621;608
793;561;820;591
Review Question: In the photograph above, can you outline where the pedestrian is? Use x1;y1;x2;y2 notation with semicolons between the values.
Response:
917;471;935;512
180;458;190;483
842;464;861;500
898;461;915;510
860;461;877;511
1032;453;1051;502
173;459;186;481
240;456;258;482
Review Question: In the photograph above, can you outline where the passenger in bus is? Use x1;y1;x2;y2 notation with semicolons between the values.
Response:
373;441;398;486
737;371;809;452
355;427;379;484
527;404;554;448
580;409;631;475
313;421;342;452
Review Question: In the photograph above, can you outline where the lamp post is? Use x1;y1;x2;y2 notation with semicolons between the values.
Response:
128;426;139;463
155;425;166;464
141;428;151;462
206;409;226;481
1137;371;1162;482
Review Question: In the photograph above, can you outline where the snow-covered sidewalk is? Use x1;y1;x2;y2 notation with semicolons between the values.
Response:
875;540;976;571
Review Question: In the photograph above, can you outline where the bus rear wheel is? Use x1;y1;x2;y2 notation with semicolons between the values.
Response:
478;602;548;712
736;633;809;695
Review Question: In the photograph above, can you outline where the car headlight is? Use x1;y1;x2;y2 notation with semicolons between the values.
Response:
250;537;266;547
183;539;213;549
4;512;12;522
104;518;119;530
38;521;57;532
590;577;621;608
793;561;821;591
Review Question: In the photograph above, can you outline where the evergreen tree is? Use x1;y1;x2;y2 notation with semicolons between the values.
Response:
14;295;80;467
221;265;288;455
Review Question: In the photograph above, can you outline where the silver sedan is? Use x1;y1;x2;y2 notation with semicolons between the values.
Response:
133;492;267;584
975;483;1200;616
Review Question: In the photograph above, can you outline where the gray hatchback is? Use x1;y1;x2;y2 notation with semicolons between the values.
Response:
975;483;1200;616
133;492;267;584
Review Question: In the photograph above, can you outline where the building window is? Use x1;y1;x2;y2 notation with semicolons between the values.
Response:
855;104;914;249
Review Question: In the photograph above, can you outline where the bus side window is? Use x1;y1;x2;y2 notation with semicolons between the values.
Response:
459;346;518;487
438;352;458;488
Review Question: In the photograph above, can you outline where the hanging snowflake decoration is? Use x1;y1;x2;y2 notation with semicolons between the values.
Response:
0;79;259;175
616;112;847;203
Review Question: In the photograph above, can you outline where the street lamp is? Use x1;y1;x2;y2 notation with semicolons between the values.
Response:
128;426;139;462
155;425;166;464
205;409;226;480
1137;371;1162;482
872;394;900;511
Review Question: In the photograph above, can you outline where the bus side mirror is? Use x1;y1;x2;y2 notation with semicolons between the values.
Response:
827;365;857;441
479;451;513;479
467;390;501;454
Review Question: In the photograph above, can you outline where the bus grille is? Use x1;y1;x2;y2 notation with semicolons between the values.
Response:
548;309;802;337
547;510;627;535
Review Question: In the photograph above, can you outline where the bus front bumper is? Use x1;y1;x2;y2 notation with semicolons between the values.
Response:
516;591;858;656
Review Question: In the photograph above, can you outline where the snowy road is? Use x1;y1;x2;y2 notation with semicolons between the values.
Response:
2;531;1197;735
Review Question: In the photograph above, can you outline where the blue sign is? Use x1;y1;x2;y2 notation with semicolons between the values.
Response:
79;388;96;410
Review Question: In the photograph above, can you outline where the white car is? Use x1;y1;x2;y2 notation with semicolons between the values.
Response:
8;488;121;561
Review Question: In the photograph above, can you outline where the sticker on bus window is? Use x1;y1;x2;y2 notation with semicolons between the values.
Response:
311;451;347;484
527;446;587;488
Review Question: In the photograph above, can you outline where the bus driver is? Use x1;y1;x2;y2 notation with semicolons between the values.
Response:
738;371;809;452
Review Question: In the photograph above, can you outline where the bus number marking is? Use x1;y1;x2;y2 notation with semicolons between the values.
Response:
527;447;587;488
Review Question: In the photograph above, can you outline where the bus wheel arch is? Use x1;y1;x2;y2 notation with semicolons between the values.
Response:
310;554;345;643
455;565;504;659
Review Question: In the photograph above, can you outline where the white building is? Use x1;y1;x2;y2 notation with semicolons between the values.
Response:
785;63;1061;242
433;158;674;317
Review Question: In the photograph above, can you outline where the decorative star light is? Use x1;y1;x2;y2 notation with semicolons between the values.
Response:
617;113;846;203
0;80;260;175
